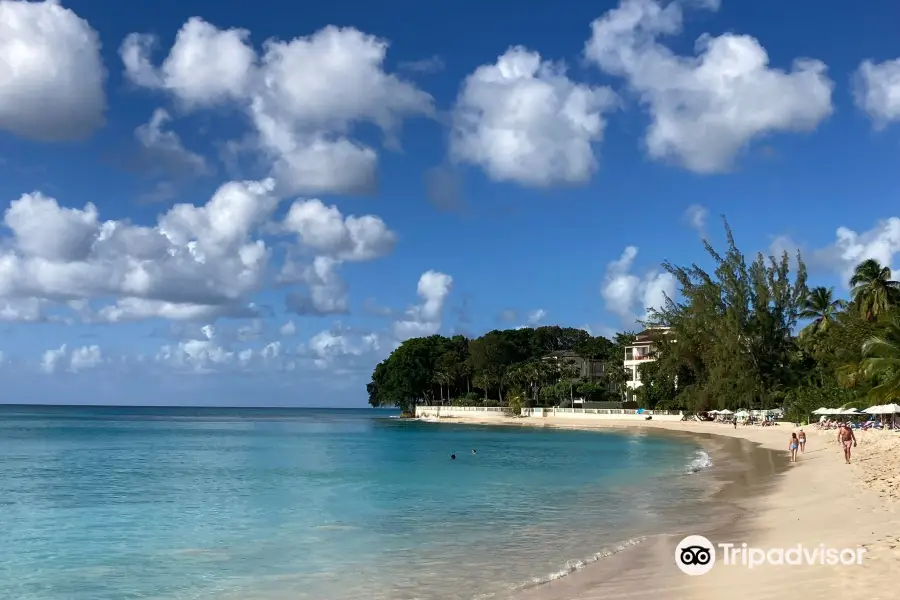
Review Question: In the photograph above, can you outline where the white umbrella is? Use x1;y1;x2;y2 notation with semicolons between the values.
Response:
842;408;861;414
708;410;720;414
719;409;734;415
734;410;750;417
812;407;830;415
865;404;900;414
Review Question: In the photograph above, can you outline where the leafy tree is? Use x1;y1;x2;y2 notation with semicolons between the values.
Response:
649;218;808;411
850;258;900;322
367;219;900;421
799;286;847;337
861;316;900;403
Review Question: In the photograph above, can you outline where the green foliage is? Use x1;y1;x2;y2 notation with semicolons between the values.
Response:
368;218;900;418
367;326;621;410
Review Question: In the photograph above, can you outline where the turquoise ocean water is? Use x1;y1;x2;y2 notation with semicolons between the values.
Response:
0;406;714;600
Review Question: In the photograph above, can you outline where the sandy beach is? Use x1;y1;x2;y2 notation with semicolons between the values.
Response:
420;415;900;600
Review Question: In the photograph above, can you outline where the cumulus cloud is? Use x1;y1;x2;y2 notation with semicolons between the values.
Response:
0;179;280;321
683;204;708;234
134;108;210;180
808;218;900;286
0;0;106;141
279;320;296;336
121;20;433;196
303;328;383;374
584;0;833;173
40;343;103;373
854;58;900;128
279;200;396;316
392;270;453;341
450;46;617;187
602;246;675;324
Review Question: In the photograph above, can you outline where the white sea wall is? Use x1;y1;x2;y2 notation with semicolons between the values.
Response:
414;406;684;422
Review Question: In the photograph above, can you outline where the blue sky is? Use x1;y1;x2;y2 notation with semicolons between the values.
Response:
1;0;900;406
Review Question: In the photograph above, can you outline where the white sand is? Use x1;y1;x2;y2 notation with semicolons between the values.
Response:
421;415;900;600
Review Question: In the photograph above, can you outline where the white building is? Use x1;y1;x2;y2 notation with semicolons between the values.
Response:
623;327;673;401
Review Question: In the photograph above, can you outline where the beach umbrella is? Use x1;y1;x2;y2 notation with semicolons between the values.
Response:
735;410;750;417
812;407;830;415
866;404;900;414
842;408;861;414
708;410;719;414
719;409;733;415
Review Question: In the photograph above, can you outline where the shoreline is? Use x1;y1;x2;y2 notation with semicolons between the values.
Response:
417;415;900;600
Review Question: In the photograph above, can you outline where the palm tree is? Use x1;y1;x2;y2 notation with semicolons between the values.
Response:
850;259;900;322
799;286;847;337
861;317;900;403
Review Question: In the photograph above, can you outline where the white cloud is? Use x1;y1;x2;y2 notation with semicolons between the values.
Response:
0;0;106;141
584;0;833;173
297;327;386;379
0;297;45;322
41;344;67;374
284;256;350;316
279;320;296;336
281;199;396;261
854;58;900;128
70;345;103;372
134;108;210;178
809;218;900;286
39;343;102;373
601;246;675;324
156;323;234;373
0;179;279;321
392;270;453;341
121;20;433;196
279;200;396;316
120;17;254;107
450;46;616;187
526;308;546;324
683;204;708;234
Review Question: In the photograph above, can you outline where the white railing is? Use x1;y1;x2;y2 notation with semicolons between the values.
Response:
531;407;681;416
416;406;680;416
418;405;505;412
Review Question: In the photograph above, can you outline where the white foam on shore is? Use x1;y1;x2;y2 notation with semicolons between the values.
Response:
686;449;713;473
510;537;646;592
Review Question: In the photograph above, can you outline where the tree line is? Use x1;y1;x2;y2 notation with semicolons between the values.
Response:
366;326;633;415
368;218;900;421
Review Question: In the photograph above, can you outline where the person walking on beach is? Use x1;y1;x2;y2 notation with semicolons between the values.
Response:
797;429;806;453
837;423;856;464
789;433;799;463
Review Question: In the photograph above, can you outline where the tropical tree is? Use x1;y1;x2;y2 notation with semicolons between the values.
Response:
850;258;900;322
861;316;900;403
799;286;847;337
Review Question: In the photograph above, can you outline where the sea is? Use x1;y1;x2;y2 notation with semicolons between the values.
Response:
0;405;719;600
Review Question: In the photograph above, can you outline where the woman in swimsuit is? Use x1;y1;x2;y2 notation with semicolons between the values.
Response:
797;429;806;453
789;432;799;463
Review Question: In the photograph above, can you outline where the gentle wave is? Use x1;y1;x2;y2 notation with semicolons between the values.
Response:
686;449;713;473
511;537;646;593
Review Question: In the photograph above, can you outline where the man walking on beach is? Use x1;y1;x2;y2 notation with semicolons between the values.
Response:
837;423;856;464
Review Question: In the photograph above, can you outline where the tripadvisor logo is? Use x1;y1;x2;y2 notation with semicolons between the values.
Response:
674;535;866;575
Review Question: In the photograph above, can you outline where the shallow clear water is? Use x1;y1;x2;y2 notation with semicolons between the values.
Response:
0;406;710;600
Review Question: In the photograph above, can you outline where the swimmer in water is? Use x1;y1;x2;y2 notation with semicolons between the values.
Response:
472;449;476;454
451;454;456;460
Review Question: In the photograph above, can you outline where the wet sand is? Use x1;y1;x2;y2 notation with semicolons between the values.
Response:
420;416;900;600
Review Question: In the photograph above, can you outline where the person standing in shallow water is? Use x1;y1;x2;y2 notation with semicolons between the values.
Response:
788;433;799;463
